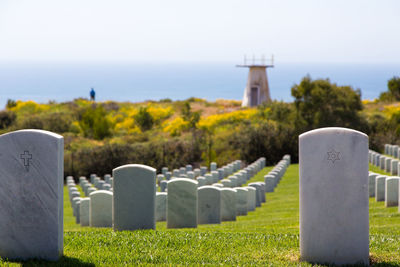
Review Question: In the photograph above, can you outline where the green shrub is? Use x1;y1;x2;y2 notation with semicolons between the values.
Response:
134;107;154;131
0;110;16;129
79;105;112;140
65;139;202;177
17;115;44;129
42;112;74;133
6;99;16;109
291;76;367;132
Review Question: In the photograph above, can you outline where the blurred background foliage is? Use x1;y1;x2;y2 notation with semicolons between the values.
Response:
1;76;399;177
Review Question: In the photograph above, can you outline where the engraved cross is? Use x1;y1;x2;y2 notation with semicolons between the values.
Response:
20;151;32;167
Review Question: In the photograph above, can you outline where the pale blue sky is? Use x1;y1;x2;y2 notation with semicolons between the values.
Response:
0;0;399;64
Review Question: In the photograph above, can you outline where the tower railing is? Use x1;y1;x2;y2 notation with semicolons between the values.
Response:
237;55;274;68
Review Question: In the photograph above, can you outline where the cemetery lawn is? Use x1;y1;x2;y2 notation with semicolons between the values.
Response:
2;165;400;266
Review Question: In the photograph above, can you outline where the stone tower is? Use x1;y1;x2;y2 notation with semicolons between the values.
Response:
237;55;273;107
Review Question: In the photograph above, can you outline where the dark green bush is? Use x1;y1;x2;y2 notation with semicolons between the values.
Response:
79;105;112;140
17;115;44;129
0;110;16;129
42;112;74;133
65;138;202;177
6;99;16;109
134;107;154;131
291;76;368;133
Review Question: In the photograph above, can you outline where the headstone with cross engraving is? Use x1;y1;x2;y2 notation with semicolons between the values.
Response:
0;129;63;260
299;127;368;265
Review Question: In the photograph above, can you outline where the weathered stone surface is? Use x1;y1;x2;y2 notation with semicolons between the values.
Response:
79;198;90;227
156;192;167;222
385;177;399;207
221;188;237;221
113;164;156;231
299;127;369;266
0;130;64;261
198;186;221;224
167;178;198;228
234;187;248;216
90;190;113;228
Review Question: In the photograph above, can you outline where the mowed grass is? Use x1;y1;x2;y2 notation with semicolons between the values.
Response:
2;164;400;266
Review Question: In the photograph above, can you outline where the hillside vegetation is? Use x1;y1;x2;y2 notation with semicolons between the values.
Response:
1;76;400;177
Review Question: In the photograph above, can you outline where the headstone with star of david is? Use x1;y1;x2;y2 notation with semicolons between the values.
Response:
299;127;369;266
0;129;64;261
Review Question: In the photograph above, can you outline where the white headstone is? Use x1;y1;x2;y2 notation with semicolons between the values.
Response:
245;186;256;211
0;130;64;261
375;175;387;202
299;127;369;265
90;190;113;227
210;162;217;171
197;186;221;224
264;175;275;192
385;158;392;173
113;164;156;231
220;188;237;221
368;173;378;198
234;187;248;216
392;159;399;175
79;198;90;227
248;183;262;207
167;178;198;228
385;177;399;207
156;192;167;222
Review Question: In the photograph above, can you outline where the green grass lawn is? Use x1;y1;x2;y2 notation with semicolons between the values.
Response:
2;164;400;266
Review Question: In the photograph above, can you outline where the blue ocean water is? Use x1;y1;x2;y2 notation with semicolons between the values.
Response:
0;62;399;108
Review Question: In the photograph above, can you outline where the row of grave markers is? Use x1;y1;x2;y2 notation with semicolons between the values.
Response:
369;149;400;211
384;144;400;159
158;160;263;191
370;146;400;175
66;156;290;229
1;127;375;266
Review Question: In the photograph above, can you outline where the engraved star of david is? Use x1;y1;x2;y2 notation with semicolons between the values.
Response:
327;149;340;163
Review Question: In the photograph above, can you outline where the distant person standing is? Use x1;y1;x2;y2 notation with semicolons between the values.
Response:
90;88;96;101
